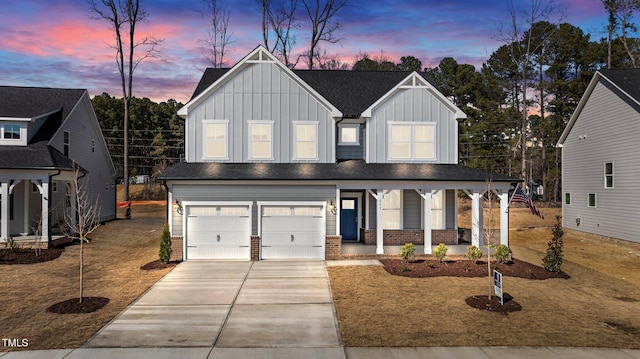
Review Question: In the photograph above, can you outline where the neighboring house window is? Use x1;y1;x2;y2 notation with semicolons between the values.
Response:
91;140;95;153
249;121;273;160
294;122;318;160
389;123;435;160
203;120;228;159
604;162;613;188
588;193;596;207
564;193;570;205
63;131;70;157
382;189;402;229
2;124;21;139
338;124;359;145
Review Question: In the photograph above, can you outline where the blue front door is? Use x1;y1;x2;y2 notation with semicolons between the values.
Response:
340;198;358;241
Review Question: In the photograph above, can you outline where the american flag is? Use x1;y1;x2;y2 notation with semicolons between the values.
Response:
510;185;544;219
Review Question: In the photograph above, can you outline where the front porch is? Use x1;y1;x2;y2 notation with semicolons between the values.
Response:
341;242;470;257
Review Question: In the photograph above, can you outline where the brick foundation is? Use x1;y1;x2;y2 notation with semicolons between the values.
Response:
361;229;459;245
251;235;260;261
325;235;342;260
170;236;183;262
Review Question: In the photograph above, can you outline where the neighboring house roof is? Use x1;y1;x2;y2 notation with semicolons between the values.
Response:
159;160;518;182
0;141;81;171
0;86;85;122
558;69;640;146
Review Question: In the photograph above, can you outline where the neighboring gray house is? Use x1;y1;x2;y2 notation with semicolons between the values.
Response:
558;69;640;244
160;46;517;261
0;86;116;246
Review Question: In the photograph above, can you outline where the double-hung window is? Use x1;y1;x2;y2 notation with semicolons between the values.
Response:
63;131;70;157
203;120;228;160
389;122;435;160
294;122;318;160
604;162;613;188
382;189;402;229
249;121;273;160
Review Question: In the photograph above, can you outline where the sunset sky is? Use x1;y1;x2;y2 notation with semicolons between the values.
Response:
0;0;609;103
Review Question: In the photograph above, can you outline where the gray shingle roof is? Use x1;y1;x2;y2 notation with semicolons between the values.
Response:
0;86;85;120
159;160;518;182
190;68;437;118
0;141;79;171
599;69;640;103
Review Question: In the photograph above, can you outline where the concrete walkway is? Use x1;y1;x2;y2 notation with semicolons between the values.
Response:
2;260;640;358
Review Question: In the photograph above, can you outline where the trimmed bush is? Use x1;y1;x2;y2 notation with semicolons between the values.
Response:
159;223;172;264
465;245;483;264
543;215;564;272
494;244;512;264
400;242;416;262
434;243;448;262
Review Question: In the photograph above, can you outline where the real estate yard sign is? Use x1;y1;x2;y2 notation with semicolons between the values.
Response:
494;270;503;305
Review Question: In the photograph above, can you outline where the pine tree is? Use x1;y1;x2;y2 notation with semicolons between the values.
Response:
543;215;564;272
159;223;172;264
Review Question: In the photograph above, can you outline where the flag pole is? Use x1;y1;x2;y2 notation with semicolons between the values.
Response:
506;182;520;209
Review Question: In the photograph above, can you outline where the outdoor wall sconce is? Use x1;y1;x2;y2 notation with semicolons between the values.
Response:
327;200;337;215
174;199;183;215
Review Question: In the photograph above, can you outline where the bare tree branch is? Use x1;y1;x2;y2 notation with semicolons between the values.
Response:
199;0;233;68
302;0;348;69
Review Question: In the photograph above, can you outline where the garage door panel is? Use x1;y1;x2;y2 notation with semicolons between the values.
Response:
186;205;251;260
261;205;324;259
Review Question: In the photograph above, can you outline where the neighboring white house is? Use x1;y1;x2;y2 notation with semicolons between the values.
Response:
160;46;518;261
558;69;640;244
0;86;116;246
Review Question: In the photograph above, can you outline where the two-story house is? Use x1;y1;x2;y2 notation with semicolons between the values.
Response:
160;46;517;261
0;86;116;247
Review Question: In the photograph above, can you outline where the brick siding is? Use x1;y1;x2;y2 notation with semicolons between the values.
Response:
170;236;183;262
251;235;260;261
361;229;458;245
325;235;342;260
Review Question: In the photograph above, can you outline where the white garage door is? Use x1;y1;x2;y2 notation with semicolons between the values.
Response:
261;205;325;259
186;205;251;260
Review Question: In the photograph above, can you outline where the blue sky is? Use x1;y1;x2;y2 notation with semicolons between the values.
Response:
0;0;609;102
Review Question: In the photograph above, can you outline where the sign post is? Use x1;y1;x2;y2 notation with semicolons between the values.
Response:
493;270;503;305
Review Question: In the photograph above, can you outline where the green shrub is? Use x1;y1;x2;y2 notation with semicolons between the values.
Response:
494;244;512;264
400;242;416;262
465;245;483;264
434;243;448;262
159;223;172;264
543;215;564;272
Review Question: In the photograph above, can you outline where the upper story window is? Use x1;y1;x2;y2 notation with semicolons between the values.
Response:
604;162;613;188
203;120;228;159
588;193;596;207
2;124;21;140
249;121;273;160
389;123;435;160
564;193;571;205
63;131;70;157
294;122;318;160
338;124;359;145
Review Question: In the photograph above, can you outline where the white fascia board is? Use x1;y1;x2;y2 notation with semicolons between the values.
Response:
557;71;603;146
177;45;341;119
361;72;467;119
1;108;62;122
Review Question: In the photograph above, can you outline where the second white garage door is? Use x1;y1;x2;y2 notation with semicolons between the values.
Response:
261;204;325;259
185;205;251;260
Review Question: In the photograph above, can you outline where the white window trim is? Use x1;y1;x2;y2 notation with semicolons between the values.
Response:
1;123;22;140
604;162;614;189
588;193;596;208
382;189;403;230
293;121;319;161
248;120;274;160
338;123;360;146
387;122;437;161
564;192;571;206
203;119;229;160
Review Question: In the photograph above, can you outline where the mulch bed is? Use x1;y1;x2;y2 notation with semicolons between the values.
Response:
380;258;570;280
0;248;64;265
140;259;179;270
466;295;522;314
46;297;110;314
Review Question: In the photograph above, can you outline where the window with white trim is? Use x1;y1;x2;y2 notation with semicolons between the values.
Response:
294;122;318;160
249;121;273;159
389;123;435;160
382;190;402;229
2;124;21;140
203;120;228;159
63;131;70;157
604;162;613;188
338;124;359;145
564;192;570;205
431;190;444;229
588;193;596;207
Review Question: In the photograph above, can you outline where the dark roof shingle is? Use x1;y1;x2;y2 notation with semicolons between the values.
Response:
0;86;85;120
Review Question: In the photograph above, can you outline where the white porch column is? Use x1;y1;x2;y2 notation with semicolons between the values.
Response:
470;190;484;247
40;181;49;241
1;181;8;241
416;189;432;254
23;181;30;235
368;189;384;254
499;189;509;246
335;188;341;236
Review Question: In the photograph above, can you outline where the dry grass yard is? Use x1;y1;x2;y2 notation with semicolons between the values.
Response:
328;205;640;348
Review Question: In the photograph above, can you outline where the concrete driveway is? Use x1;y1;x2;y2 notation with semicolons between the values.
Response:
83;261;344;358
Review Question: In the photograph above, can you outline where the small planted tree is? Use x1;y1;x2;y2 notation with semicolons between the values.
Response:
159;223;172;264
465;245;483;264
543;215;564;272
64;166;101;304
434;243;448;263
400;242;416;262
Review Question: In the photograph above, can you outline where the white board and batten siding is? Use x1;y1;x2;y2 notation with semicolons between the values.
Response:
186;62;335;163
367;86;459;164
562;81;640;243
